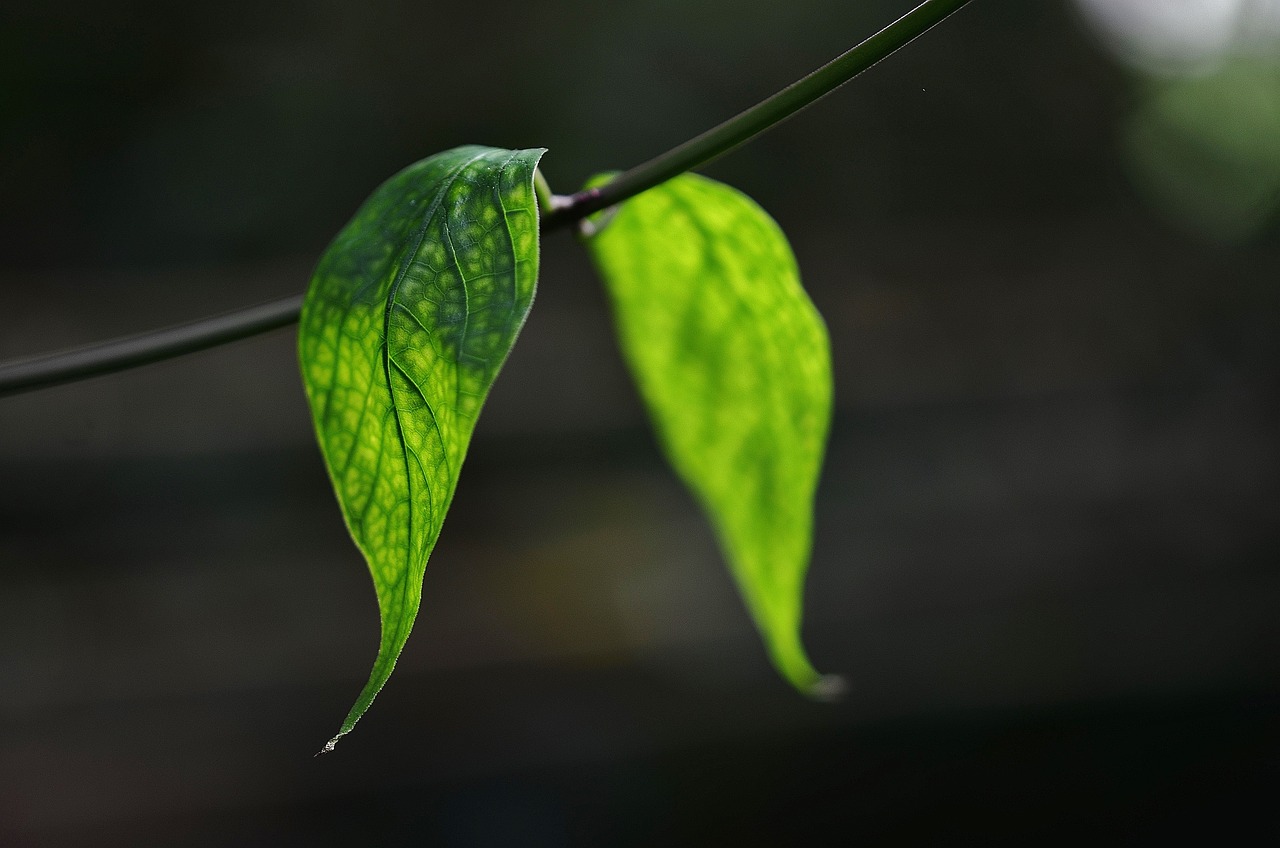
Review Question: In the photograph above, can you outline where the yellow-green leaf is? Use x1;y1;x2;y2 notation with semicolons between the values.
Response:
299;145;545;750
585;173;838;697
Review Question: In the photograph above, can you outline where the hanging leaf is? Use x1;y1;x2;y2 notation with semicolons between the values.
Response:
299;145;545;751
584;173;840;698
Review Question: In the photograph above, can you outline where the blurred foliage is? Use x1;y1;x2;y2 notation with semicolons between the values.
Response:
1124;59;1280;242
1076;0;1280;241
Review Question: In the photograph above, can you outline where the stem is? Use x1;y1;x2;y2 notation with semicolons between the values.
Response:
0;0;972;399
0;296;303;397
532;168;562;216
543;0;973;228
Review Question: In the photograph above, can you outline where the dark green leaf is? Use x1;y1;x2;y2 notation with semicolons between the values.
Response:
299;145;545;750
585;173;840;697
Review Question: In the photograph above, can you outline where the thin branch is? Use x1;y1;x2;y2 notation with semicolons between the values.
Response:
0;296;304;397
0;0;972;399
542;0;973;228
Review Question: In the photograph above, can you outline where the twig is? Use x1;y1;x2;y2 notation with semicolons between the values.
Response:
0;0;973;398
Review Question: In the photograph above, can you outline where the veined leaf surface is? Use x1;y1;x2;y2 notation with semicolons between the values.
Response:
299;145;545;750
585;173;838;697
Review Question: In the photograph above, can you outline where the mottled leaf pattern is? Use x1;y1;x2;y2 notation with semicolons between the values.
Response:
299;145;545;750
585;173;838;697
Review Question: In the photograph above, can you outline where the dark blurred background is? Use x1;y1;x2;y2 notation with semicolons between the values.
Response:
1;0;1277;844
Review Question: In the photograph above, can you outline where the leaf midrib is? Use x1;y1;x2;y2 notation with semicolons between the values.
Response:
377;148;489;644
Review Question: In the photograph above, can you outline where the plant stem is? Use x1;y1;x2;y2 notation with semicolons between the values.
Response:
0;0;972;399
0;296;304;397
542;0;973;228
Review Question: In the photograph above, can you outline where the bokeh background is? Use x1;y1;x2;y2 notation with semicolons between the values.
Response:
2;0;1277;844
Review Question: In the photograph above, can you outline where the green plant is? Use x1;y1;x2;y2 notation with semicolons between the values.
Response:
0;0;972;752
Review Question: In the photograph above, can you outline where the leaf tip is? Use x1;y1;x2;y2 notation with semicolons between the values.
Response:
315;732;345;757
806;673;848;703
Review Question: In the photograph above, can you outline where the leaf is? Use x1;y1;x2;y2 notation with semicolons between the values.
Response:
299;145;545;751
584;173;840;698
